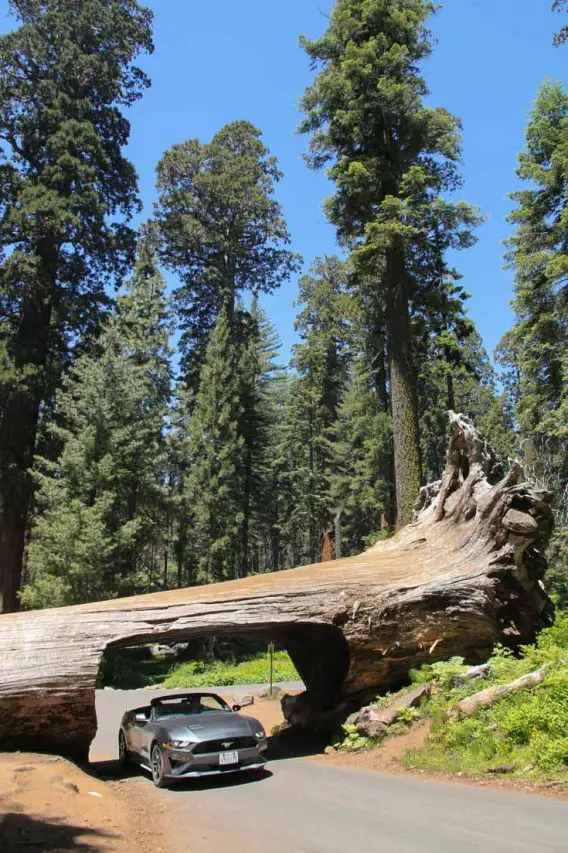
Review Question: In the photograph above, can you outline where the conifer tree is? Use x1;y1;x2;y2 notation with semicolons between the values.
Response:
503;82;567;452
22;245;171;608
0;0;154;612
500;81;568;601
185;311;245;583
278;258;354;564
300;0;479;525
154;121;301;391
329;358;392;556
184;301;285;583
238;302;285;576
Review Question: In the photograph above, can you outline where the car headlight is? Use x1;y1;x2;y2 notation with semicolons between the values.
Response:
170;738;196;749
254;730;265;739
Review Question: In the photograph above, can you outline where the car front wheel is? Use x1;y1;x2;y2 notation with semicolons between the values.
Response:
151;743;167;788
118;730;129;767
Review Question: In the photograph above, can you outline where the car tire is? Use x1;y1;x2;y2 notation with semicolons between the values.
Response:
150;743;168;788
118;730;130;768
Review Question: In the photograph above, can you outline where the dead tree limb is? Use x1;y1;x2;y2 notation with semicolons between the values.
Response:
448;666;549;721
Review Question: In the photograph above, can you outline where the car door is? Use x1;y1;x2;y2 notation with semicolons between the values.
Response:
137;710;154;764
127;709;149;759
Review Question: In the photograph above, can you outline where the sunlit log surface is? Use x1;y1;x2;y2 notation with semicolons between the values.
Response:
0;414;554;759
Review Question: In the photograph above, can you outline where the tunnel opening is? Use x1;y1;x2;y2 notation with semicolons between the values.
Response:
92;622;350;762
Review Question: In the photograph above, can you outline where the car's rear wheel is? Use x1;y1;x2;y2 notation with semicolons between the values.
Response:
151;743;167;788
118;730;129;767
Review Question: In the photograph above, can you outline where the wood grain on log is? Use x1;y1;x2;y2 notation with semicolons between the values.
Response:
0;414;554;759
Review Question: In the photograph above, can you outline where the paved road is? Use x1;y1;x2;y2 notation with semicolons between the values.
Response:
92;689;568;853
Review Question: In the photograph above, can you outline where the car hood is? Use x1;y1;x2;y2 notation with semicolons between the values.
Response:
163;713;263;741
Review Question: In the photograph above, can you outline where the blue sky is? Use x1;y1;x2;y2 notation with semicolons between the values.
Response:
1;0;566;364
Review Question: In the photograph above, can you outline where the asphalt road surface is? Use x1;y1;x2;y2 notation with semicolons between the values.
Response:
92;689;568;853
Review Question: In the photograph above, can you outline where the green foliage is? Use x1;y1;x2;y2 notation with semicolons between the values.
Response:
98;654;172;691
410;657;468;690
329;358;393;554
164;650;298;689
337;724;375;752
277;257;356;564
553;0;568;45
0;0;154;611
300;0;481;525
405;613;568;778
498;80;568;608
21;244;171;607
183;304;285;583
396;706;422;726
154;121;301;390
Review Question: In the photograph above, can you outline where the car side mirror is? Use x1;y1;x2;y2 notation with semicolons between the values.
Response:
135;712;148;722
232;704;241;712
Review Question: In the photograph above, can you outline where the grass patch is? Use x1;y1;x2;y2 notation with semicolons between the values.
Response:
100;648;299;690
164;650;299;688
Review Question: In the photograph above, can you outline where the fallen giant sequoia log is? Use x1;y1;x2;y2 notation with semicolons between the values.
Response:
0;414;554;759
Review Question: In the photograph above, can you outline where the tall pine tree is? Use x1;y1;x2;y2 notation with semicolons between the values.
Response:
22;244;171;608
500;81;568;601
0;0;154;612
154;121;301;392
300;0;479;525
278;258;354;564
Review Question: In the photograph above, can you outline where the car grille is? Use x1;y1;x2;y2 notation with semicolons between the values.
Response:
192;736;257;755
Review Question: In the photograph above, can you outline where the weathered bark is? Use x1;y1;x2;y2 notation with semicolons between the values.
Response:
0;414;554;759
448;666;549;722
385;245;422;528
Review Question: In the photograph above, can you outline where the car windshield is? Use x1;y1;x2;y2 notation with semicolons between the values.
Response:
153;694;231;719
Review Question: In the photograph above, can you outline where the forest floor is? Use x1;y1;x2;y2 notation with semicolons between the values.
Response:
0;752;169;852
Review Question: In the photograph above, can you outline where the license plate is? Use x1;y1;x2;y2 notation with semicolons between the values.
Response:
219;750;239;766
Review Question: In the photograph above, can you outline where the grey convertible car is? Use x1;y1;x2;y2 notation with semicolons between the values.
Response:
118;692;268;787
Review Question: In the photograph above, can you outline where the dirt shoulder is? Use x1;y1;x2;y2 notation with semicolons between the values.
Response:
312;720;568;801
244;696;568;800
0;752;169;852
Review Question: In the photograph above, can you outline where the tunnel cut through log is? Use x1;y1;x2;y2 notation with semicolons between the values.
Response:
0;414;555;759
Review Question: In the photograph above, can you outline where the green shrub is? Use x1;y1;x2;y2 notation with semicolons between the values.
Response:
397;705;422;725
337;724;375;752
405;611;568;779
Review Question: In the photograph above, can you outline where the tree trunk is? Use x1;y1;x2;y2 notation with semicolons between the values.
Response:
0;414;555;758
334;509;342;560
385;246;422;528
0;250;56;613
446;371;456;413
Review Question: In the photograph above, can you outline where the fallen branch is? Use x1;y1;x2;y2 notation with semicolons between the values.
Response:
447;666;549;721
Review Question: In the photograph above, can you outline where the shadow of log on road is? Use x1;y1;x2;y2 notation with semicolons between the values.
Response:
0;812;117;852
266;727;330;761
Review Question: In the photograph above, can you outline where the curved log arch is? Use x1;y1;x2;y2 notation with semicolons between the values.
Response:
0;414;554;758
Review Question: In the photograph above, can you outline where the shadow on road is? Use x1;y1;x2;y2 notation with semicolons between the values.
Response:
88;759;273;791
0;812;117;852
266;726;330;761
